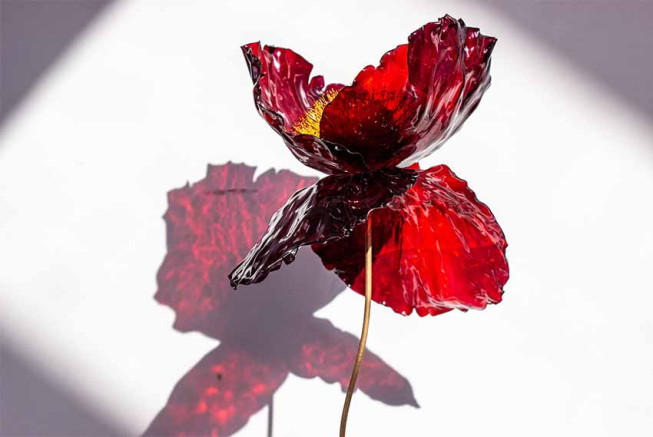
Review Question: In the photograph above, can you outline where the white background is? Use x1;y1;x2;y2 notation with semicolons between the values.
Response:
1;0;653;436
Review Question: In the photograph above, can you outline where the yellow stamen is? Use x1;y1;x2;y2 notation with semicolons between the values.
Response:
293;89;339;137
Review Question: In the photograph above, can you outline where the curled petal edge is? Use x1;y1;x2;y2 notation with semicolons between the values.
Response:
229;168;419;287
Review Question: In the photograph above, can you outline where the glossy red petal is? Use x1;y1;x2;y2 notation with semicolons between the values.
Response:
400;16;467;164
243;17;495;173
156;163;316;331
445;26;497;137
313;165;508;316
319;44;420;169
318;16;495;170
229;168;419;287
290;317;419;407
242;43;362;174
143;344;288;437
242;42;340;131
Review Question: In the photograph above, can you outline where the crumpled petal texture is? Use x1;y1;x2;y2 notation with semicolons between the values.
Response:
313;165;508;316
242;43;364;174
229;168;418;287
235;17;507;318
156;162;317;331
444;26;497;139
242;15;496;173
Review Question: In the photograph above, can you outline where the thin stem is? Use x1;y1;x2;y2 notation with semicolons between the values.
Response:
339;217;373;437
267;395;274;437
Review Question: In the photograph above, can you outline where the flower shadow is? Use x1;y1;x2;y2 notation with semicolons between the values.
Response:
143;162;417;437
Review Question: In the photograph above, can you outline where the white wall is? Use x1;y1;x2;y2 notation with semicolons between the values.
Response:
1;0;652;435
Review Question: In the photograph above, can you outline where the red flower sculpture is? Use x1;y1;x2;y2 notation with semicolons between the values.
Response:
230;15;508;317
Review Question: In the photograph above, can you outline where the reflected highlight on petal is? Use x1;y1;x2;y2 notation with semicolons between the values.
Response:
314;165;508;316
242;16;497;172
229;168;419;287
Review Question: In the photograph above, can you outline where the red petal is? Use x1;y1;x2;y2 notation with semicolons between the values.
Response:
401;16;467;164
242;42;341;131
290;317;419;407
320;44;420;169
242;43;359;174
156;163;317;331
463;28;497;101
319;16;496;170
445;27;497;137
243;17;496;173
229;167;418;287
144;344;288;437
313;165;509;316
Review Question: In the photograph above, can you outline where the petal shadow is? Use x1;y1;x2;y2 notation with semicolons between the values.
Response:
145;163;418;436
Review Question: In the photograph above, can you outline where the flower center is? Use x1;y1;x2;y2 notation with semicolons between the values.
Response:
293;89;339;137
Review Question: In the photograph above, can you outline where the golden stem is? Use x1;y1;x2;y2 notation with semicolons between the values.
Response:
339;217;373;437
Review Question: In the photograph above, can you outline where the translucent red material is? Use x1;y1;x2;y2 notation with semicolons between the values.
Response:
233;16;508;318
242;43;357;174
242;15;496;173
229;167;418;287
314;165;509;316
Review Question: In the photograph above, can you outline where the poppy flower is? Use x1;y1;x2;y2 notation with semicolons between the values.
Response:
240;15;494;175
230;15;508;317
147;163;418;436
